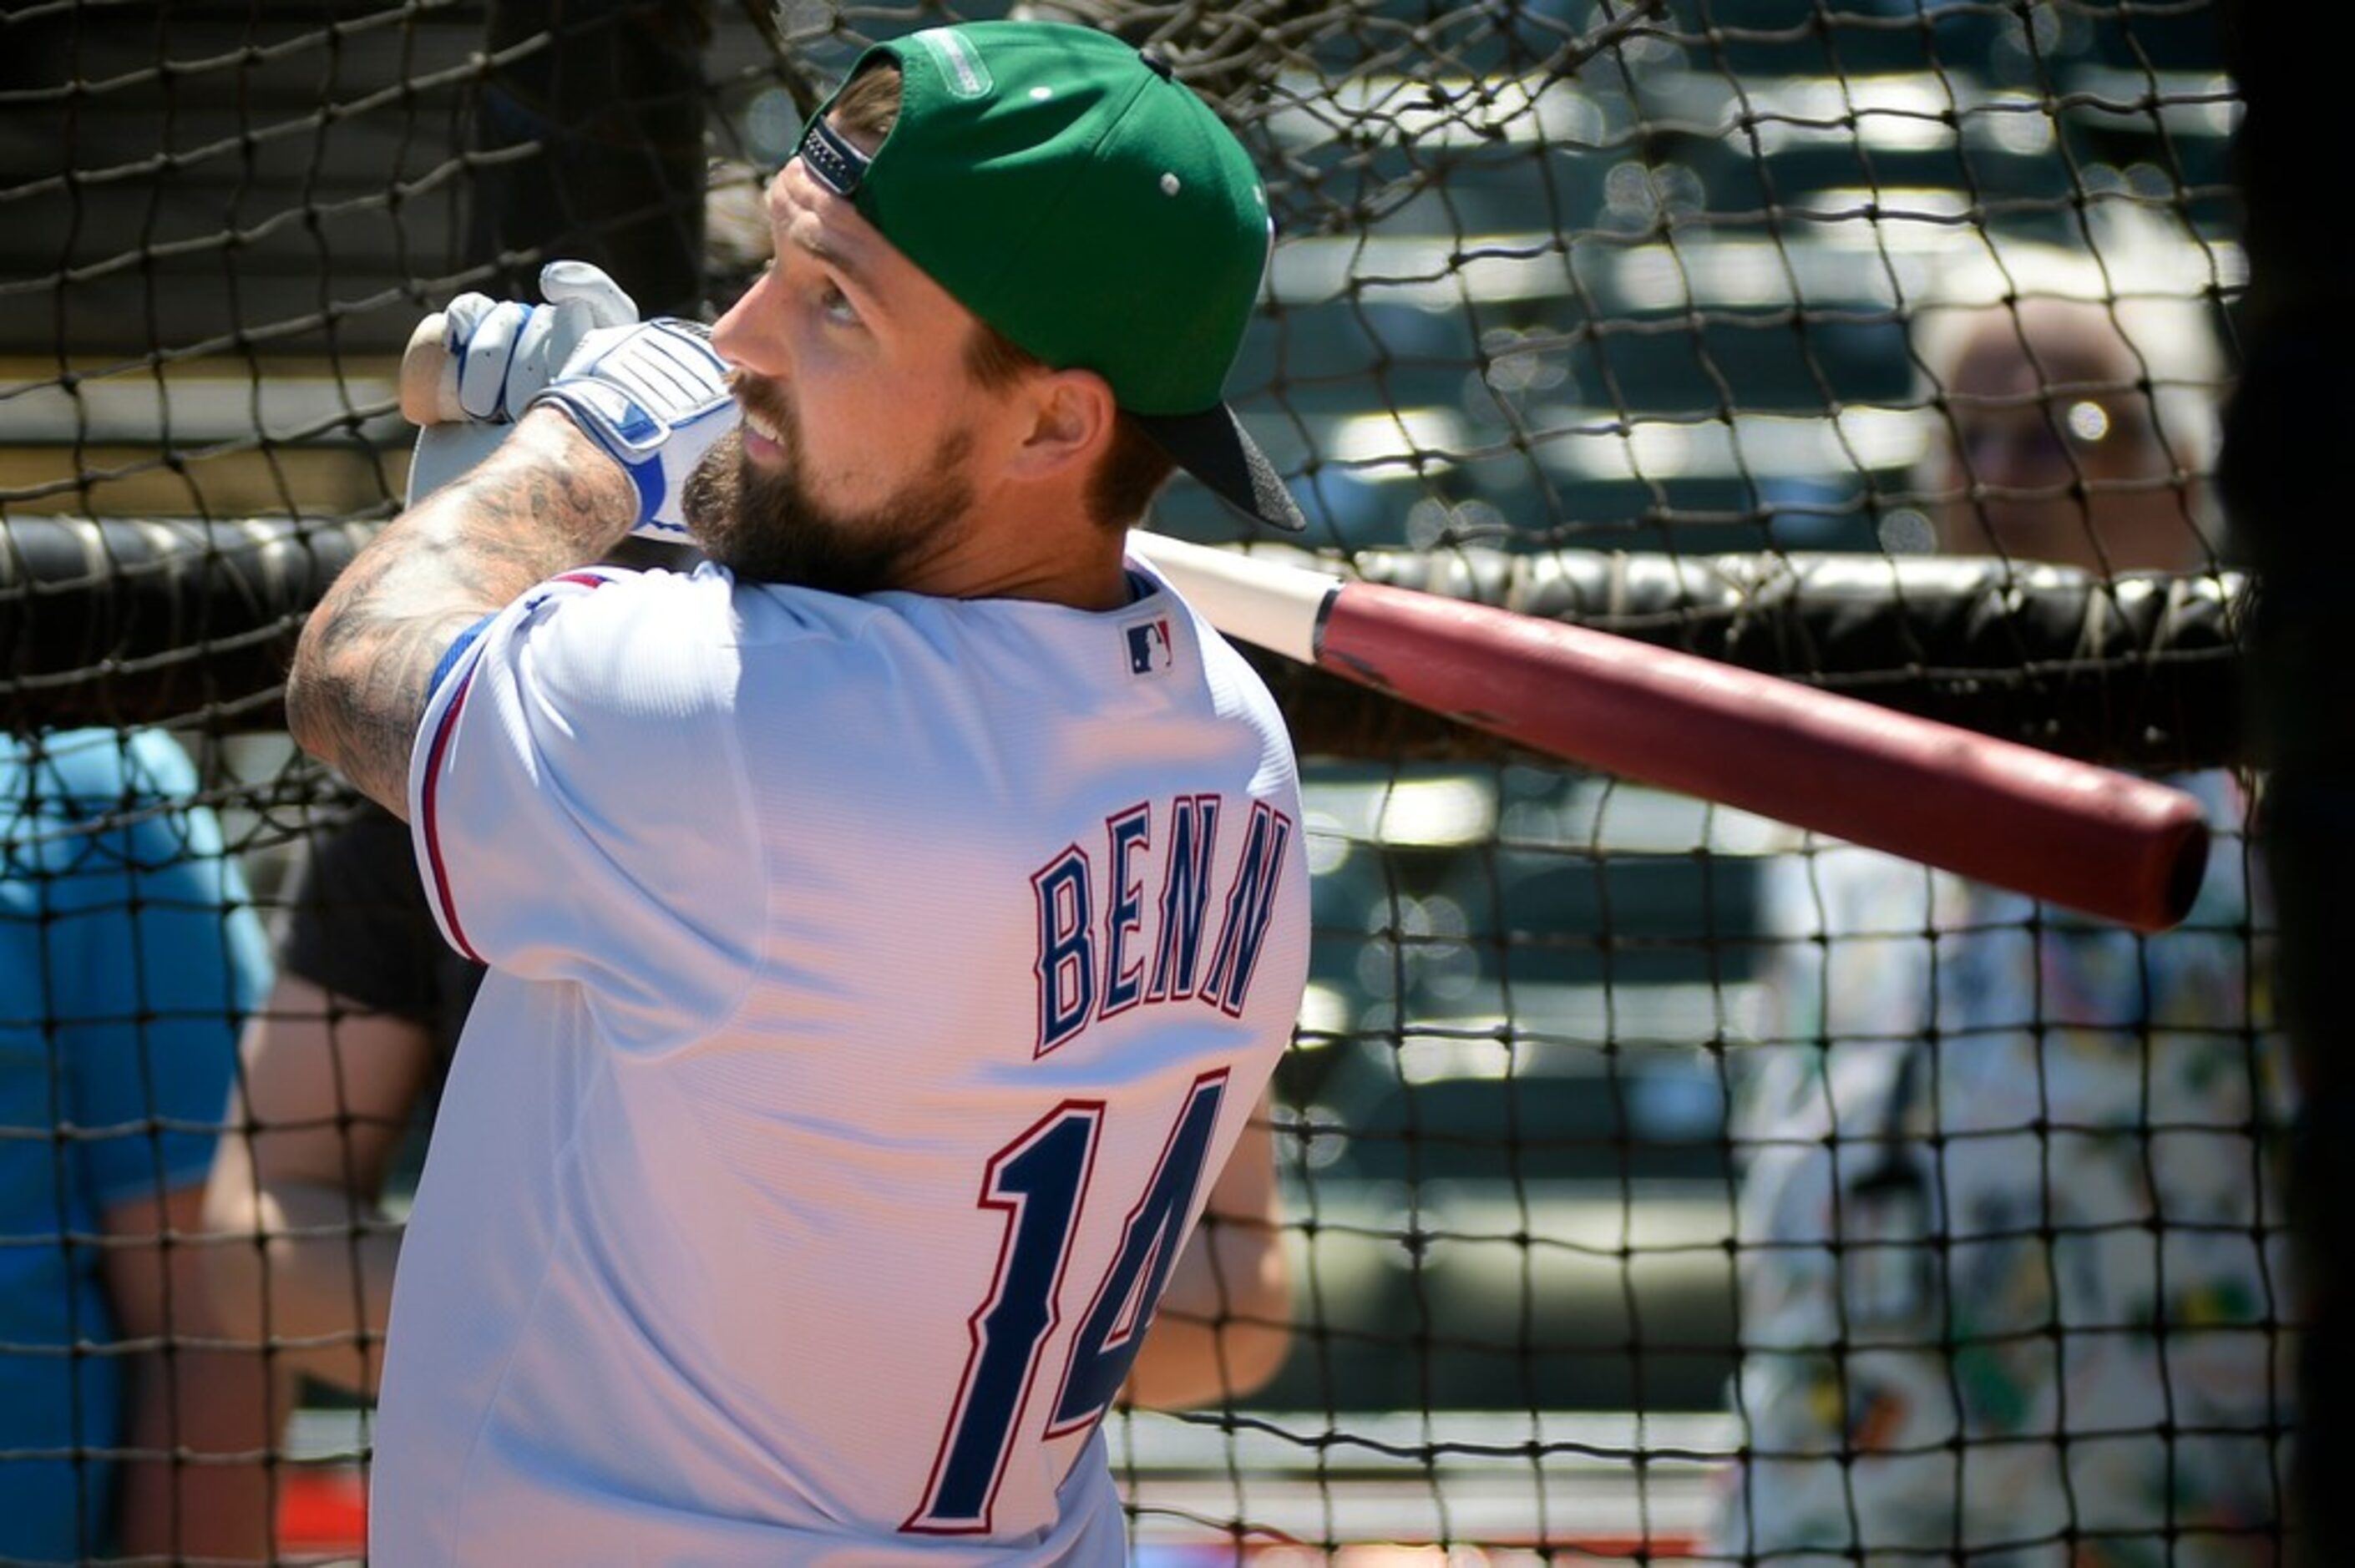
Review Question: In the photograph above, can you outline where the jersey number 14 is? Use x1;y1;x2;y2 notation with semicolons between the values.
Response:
903;1071;1229;1535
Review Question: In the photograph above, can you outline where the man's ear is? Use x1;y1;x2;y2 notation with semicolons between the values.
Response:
1007;367;1116;482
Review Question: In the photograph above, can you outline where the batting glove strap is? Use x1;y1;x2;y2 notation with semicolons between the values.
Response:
529;319;737;539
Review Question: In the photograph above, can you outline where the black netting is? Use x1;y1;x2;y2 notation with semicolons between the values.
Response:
1;3;2295;1562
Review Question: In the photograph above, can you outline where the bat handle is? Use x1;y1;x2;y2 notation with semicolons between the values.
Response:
399;311;463;427
1126;532;1340;663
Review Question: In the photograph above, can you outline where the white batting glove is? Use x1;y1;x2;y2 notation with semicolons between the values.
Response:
441;260;641;422
528;318;738;541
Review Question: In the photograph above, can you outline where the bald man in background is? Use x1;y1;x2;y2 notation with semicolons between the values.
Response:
1709;285;2295;1566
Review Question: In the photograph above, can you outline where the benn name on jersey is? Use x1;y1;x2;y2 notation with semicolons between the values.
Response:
1029;794;1294;1056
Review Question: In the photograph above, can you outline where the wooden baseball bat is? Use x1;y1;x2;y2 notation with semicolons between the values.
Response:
1127;534;2210;933
399;317;2208;930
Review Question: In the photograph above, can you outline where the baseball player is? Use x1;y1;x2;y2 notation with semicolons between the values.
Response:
287;20;1310;1564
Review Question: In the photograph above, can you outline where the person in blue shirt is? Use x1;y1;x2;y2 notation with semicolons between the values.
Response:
3;728;277;1565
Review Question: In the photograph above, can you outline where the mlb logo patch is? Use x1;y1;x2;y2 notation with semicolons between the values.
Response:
1124;617;1173;675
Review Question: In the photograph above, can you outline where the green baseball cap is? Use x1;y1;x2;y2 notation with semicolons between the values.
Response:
795;20;1305;531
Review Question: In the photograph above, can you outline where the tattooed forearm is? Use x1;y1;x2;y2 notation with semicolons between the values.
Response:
287;410;638;815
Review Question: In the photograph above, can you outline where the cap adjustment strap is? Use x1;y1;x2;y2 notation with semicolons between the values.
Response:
800;117;871;197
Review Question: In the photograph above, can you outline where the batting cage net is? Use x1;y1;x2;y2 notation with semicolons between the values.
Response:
1;2;2292;1564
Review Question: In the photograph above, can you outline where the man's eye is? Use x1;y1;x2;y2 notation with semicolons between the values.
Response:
818;282;860;326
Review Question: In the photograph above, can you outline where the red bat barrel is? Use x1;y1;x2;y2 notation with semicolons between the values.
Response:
1314;581;2208;933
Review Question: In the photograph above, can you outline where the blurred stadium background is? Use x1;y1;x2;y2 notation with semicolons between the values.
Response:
4;0;2327;1562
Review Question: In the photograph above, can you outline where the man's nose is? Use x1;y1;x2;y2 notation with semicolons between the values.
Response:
710;271;784;382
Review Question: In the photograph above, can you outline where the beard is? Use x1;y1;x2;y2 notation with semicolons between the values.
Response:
681;374;977;597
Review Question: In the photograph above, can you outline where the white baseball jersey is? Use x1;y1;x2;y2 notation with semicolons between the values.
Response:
377;556;1309;1565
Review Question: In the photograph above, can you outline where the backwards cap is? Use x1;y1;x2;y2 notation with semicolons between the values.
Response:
796;20;1305;532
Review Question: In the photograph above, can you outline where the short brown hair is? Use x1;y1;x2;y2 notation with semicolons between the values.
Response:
964;325;1178;529
825;61;1178;529
828;60;903;144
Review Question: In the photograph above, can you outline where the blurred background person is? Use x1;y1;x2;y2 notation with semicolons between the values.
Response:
202;798;474;1400
1708;236;2294;1565
3;727;276;1565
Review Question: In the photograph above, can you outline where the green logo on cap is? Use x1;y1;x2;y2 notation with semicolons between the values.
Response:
909;28;991;99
